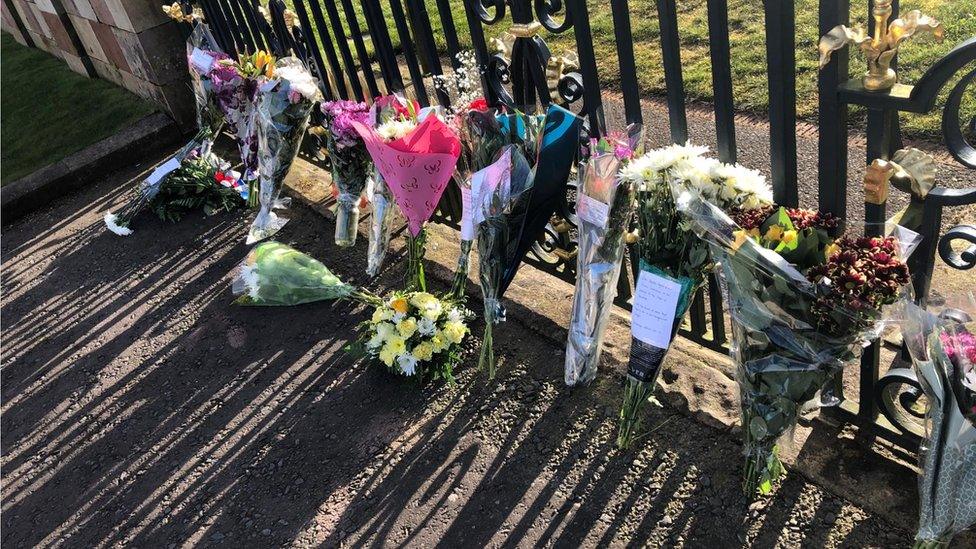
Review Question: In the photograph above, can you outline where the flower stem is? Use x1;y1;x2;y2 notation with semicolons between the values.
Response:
617;376;655;449
449;239;473;301
406;228;427;292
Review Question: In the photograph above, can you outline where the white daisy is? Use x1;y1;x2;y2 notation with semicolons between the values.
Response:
104;213;133;236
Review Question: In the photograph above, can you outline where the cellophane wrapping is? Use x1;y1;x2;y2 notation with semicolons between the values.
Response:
474;145;534;378
233;242;356;305
366;169;397;276
565;144;637;386
675;190;920;495
246;58;319;244
900;296;976;548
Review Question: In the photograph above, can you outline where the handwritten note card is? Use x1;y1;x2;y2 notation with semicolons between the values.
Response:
631;270;682;349
145;157;182;187
576;194;610;228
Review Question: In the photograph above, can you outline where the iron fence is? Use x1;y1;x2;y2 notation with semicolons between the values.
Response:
178;0;976;451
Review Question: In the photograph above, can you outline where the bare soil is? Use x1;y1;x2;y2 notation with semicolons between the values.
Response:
0;148;930;548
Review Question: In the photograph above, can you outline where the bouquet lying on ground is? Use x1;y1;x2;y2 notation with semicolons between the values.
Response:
357;291;471;381
363;94;418;276
104;22;233;235
474;105;582;378
616;144;774;448
565;126;642;386
233;242;471;381
149;153;244;221
246;58;322;244
320;100;372;247
350;106;461;291
900;295;976;549
675;187;918;496
449;101;506;299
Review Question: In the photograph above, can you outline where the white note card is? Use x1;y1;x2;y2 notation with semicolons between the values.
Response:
189;48;215;74
459;185;475;240
576;194;610;227
631;270;682;349
145;157;182;187
468;171;487;227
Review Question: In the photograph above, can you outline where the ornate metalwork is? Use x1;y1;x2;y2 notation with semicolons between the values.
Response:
939;225;976;270
818;0;944;91
943;68;976;169
875;367;927;437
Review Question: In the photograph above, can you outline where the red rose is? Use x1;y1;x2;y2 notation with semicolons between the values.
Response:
467;97;489;112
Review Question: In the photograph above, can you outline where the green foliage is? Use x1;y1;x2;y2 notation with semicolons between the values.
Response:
148;157;244;222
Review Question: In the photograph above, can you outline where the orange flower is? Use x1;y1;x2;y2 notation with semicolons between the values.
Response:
391;297;408;314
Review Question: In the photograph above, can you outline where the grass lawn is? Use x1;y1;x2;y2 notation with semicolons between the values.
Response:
1;32;156;185
292;0;975;141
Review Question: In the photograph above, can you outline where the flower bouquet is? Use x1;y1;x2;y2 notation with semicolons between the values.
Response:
350;109;461;291
449;102;506;299
616;144;774;449
320;100;372;247
472;145;533;377
357;291;471;382
901;295;976;548
497;104;583;295
246;58;322;244
213;51;275;207
675;188;919;496
363;94;420;276
565;126;642;386
148;153;244;222
104;23;229;235
233;241;372;305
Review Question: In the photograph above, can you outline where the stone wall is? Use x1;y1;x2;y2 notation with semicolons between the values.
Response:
1;0;194;129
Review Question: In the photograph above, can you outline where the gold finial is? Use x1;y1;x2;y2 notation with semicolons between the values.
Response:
863;147;936;205
162;2;203;24
818;1;943;91
509;22;542;38
546;52;578;103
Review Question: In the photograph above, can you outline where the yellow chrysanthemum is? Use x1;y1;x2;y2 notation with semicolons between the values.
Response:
824;242;841;259
397;318;417;339
442;321;467;345
386;336;406;357
412;342;434;362
379;346;396;366
430;333;447;353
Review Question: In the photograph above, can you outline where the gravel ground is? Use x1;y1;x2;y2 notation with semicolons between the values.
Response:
2;149;924;548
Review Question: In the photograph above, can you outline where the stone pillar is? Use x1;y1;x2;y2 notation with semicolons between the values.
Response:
2;0;195;130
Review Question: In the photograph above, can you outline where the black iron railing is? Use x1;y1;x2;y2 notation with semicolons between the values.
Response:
178;0;976;451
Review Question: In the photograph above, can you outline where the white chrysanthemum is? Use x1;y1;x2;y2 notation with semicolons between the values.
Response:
104;213;133;236
447;307;463;323
397;353;418;376
239;264;261;300
418;317;436;337
377;118;417;141
276;63;322;102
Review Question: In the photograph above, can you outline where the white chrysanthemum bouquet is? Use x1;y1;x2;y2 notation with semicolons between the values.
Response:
358;291;471;381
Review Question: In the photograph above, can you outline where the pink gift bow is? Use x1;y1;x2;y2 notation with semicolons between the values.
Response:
351;116;461;236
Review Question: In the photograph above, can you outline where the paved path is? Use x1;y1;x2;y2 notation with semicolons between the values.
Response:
1;148;926;548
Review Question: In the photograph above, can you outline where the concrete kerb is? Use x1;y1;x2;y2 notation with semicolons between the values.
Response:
1;111;183;224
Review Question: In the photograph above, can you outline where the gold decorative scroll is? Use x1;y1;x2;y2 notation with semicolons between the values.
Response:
546;51;578;103
818;0;943;91
259;6;300;29
162;2;203;24
509;21;542;38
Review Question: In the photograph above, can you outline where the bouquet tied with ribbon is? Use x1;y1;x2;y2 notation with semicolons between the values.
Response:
616;144;775;448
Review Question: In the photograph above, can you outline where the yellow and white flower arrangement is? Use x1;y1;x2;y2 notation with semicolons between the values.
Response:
359;291;471;381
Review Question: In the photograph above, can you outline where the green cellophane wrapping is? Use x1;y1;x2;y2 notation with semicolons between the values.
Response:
234;242;357;306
